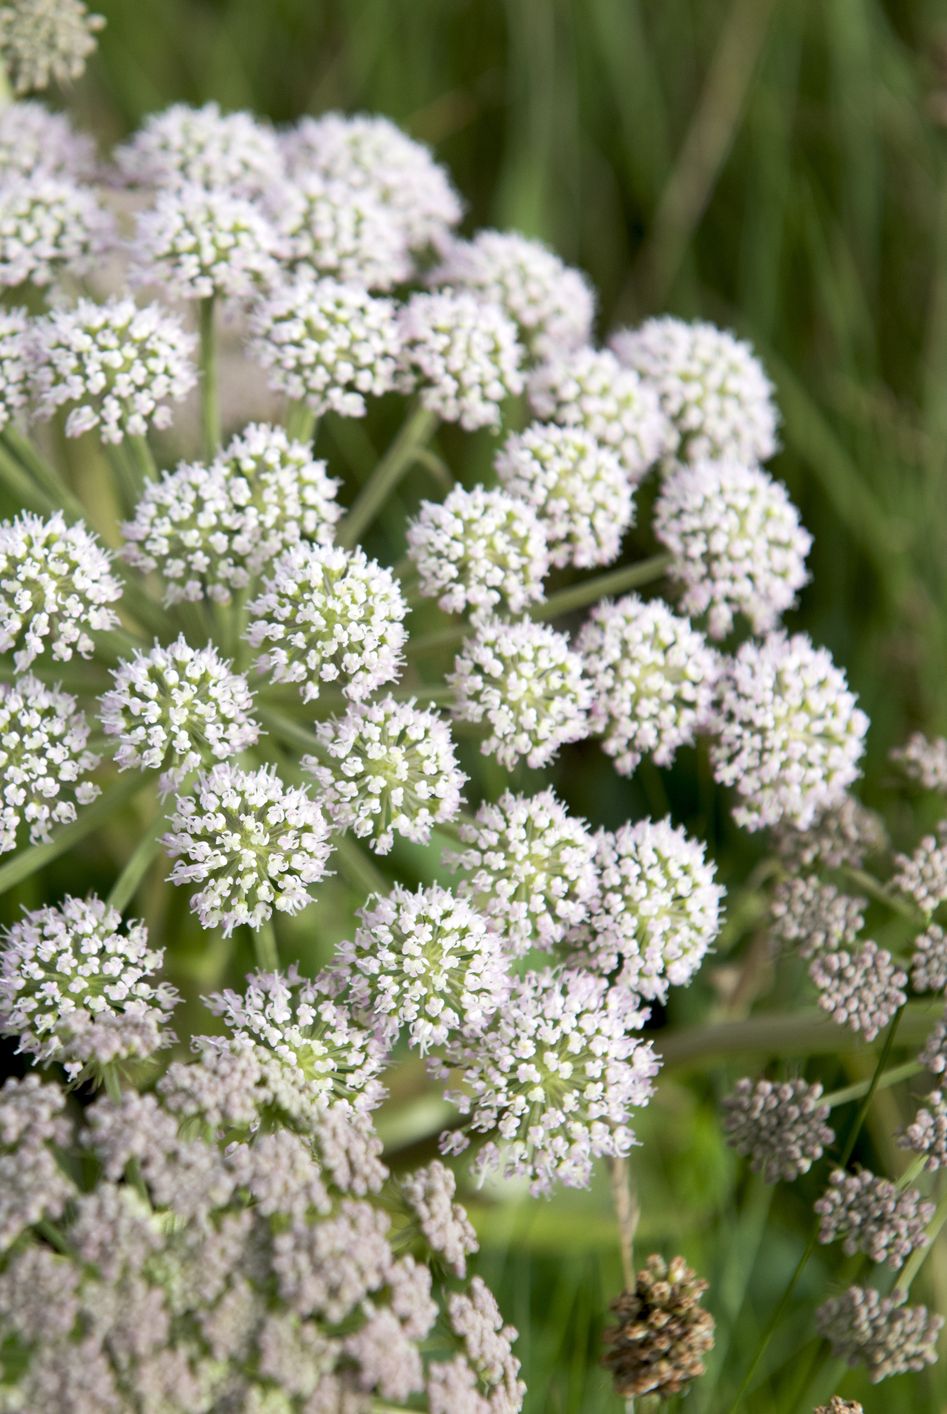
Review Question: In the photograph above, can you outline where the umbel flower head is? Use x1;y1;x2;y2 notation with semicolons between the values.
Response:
815;1401;864;1414
29;296;197;443
329;884;509;1051
602;1255;715;1400
0;0;103;96
163;763;333;935
130;182;282;302
115;100;285;200
0;510;121;670
0;99;98;180
912;924;947;994
654;458;812;638
402;1159;479;1277
574;819;724;1002
0;307;29;430
445;788;598;957
273;171;412;290
611;316;779;467
528;346;670;482
815;1167;934;1268
722;1076;834;1183
892;731;947;792
304;696;465;855
0;673;100;853
0;174;113;289
711;632;868;831
249;272;399;418
0;895;178;1079
495;422;634;570
247;542;408;703
123;421;340;605
893;822;947;916
283;111;463;252
577;594;717;776
99;636;260;795
450;616;591;770
900;1089;947;1170
407;484;549;617
809;939;907;1041
816;1286;943;1383
439;966;659;1195
430;229;595;360
769;876;866;959
397;290;524;431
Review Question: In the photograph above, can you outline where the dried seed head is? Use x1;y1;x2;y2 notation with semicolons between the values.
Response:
602;1254;715;1400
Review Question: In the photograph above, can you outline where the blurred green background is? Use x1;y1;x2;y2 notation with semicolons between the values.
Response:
61;1;947;1408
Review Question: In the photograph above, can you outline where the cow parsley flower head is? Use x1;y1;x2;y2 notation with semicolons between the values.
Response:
445;788;598;957
283;112;462;251
29;296;197;443
0;895;177;1079
528;347;670;482
0;1074;75;1248
892;732;947;792
775;795;887;873
0;100;97;180
0;175;113;288
163;763;333;935
809;940;907;1041
331;884;508;1051
893;823;947;916
495;423;633;570
397;291;524;431
815;1168;934;1268
431;230;595;360
912;924;947;994
305;697;465;855
654;459;812;638
0;308;29;430
440;967;659;1195
122;422;340;604
249;273;399;418
0;0;103;96
901;1090;947;1170
402;1160;478;1277
274;172;412;290
816;1286;943;1383
115;101;284;200
100;637;259;796
407;485;549;617
574;820;724;1001
433;1278;525;1410
205;966;386;1111
0;511;121;670
611;316;779;467
0;674;99;853
247;542;408;703
577;595;717;775
769;876;865;959
711;632;868;831
449;617;592;770
130;183;282;301
722;1076;834;1183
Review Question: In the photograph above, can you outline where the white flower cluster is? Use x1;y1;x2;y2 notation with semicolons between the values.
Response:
407;484;549;617
0;174;112;288
402;1159;479;1277
115;101;284;200
0;307;30;429
398;291;524;431
0;0;103;95
0;100;97;180
274;171;412;290
131;182;282;301
0;673;99;852
893;823;947;916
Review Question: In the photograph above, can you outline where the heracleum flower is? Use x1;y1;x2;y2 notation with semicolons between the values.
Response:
574;819;723;1001
304;696;465;855
528;346;670;482
449;616;591;770
248;272;399;418
912;924;947;994
0;510;121;670
654;458;811;638
115;101;285;200
611;316;779;467
0;895;178;1078
0;99;98;180
577;594;717;775
769;877;866;959
0;174;113;289
0;0;103;96
815;1168;934;1268
130;182;282;301
891;731;947;792
722;1076;834;1183
495;422;633;570
331;884;508;1052
407;484;549;617
274;171;412;290
809;940;907;1042
892;822;947;916
100;637;259;795
122;421;340;605
0;307;29;430
0;673;99;852
431;230;595;360
163;763;333;935
602;1255;715;1401
445;788;598;957
900;1090;947;1170
29;296;197;443
816;1286;943;1383
397;290;524;431
248;542;407;703
440;967;659;1195
284;111;462;251
402;1160;478;1277
711;632;868;832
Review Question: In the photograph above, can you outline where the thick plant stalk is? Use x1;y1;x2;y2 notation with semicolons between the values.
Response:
337;406;436;548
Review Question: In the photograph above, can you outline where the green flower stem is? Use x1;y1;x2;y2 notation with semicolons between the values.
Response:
529;552;673;622
105;824;164;914
285;402;317;444
0;438;55;513
337;406;437;549
2;427;88;519
104;1066;123;1103
36;1218;74;1256
126;434;158;486
896;1152;929;1190
253;918;279;971
406;622;467;659
659;1003;928;1070
822;1058;922;1110
333;833;388;896
258;707;317;756
199;296;219;458
0;772;145;897
894;1188;947;1297
841;866;924;923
